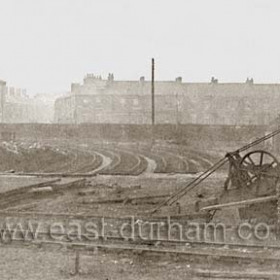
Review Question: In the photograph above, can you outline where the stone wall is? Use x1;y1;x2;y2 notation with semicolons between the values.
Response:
0;123;267;152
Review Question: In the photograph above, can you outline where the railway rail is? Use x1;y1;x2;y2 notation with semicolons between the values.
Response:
0;210;280;259
0;139;216;176
4;239;279;279
2;227;280;267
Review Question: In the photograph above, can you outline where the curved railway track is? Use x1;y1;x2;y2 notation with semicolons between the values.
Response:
0;140;218;176
96;147;147;175
152;147;189;173
124;145;167;173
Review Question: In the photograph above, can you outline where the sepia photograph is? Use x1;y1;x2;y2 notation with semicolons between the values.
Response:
0;0;280;279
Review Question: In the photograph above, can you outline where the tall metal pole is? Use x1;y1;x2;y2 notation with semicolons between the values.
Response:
151;58;155;125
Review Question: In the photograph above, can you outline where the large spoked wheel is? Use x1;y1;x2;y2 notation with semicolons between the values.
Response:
240;150;279;194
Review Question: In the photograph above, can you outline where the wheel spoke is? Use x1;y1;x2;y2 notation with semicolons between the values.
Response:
248;156;255;165
260;152;264;165
243;160;251;166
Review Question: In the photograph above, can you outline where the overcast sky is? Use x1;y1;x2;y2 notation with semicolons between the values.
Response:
0;0;279;94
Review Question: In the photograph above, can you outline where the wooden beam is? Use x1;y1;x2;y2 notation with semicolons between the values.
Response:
80;194;170;204
201;195;277;211
193;269;278;279
0;172;96;177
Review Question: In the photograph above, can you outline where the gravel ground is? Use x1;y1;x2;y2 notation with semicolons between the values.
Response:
0;244;273;280
21;173;225;216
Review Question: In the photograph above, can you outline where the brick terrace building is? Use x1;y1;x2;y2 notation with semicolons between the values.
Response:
0;80;55;123
54;74;280;125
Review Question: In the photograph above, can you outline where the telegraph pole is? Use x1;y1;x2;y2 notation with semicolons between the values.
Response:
151;58;155;125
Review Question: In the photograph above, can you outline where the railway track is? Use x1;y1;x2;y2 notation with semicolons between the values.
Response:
4;238;279;279
121;143;167;173
152;147;189;173
156;144;215;172
0;210;279;280
46;140;214;175
97;147;147;175
92;147;122;173
0;210;279;253
0;140;218;176
2;228;280;267
66;147;103;173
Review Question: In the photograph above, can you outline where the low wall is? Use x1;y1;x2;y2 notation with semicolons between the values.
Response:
0;123;270;152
